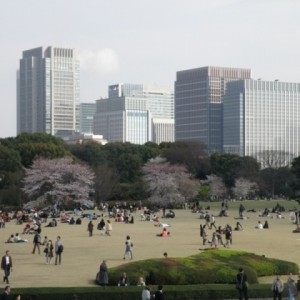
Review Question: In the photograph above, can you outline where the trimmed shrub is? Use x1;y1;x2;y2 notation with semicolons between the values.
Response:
107;250;298;286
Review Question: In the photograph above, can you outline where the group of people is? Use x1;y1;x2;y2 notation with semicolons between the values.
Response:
97;259;164;299
200;223;233;249
87;219;113;236
31;233;64;265
255;220;269;229
236;268;300;300
5;233;28;243
271;273;300;300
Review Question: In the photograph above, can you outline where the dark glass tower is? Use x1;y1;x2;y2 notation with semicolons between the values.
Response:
175;66;251;153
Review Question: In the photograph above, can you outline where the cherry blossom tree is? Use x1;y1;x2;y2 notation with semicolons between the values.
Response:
204;175;227;199
232;177;258;199
22;157;94;208
142;158;199;207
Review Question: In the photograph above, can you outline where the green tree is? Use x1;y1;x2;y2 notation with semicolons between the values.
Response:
66;142;106;166
0;145;23;207
161;141;210;179
210;153;243;188
199;184;211;201
0;133;69;167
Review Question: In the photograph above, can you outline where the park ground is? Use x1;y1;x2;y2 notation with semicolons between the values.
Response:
1;200;300;288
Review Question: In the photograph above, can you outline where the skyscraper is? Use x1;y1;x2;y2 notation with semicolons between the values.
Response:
17;46;80;137
175;66;251;153
223;79;300;166
80;103;96;134
93;83;174;144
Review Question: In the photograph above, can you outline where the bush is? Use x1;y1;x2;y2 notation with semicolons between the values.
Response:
12;284;290;300
107;250;298;286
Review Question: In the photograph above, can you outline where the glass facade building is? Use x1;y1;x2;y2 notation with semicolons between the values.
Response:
80;103;96;134
93;83;174;144
175;66;251;153
17;46;80;137
223;79;300;165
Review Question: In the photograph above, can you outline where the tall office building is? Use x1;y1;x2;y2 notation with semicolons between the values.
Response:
80;103;96;134
93;83;174;144
175;66;251;153
17;46;80;137
223;79;300;165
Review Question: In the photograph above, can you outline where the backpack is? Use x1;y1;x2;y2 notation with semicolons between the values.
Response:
58;244;64;253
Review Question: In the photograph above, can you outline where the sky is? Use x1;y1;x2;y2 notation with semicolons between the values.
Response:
1;0;300;138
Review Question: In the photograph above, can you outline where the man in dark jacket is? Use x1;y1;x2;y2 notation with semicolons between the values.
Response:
236;268;249;300
1;251;12;284
154;285;164;300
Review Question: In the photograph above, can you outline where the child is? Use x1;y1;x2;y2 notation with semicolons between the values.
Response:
123;241;132;260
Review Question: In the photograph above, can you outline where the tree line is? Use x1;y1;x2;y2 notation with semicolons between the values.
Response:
1;133;300;208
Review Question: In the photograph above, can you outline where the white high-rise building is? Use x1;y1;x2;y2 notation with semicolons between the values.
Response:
17;46;80;137
93;83;174;144
223;79;300;165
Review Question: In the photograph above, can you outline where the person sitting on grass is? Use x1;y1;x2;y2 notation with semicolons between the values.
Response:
263;220;269;229
5;234;15;243
14;233;28;243
234;222;243;231
157;228;170;237
255;221;263;229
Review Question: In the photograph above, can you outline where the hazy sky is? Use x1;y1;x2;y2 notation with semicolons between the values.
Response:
1;0;300;138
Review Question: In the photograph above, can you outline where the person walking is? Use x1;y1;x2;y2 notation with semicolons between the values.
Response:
287;273;296;300
1;251;12;284
105;220;112;236
44;240;54;264
123;235;133;260
32;232;41;254
236;268;249;300
87;221;94;237
202;225;208;245
272;274;284;300
54;236;63;265
98;260;108;286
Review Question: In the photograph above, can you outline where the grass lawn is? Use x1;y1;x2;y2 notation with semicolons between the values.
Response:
1;199;299;288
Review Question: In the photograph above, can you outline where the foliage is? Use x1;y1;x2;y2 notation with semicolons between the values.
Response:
203;175;227;199
66;142;106;166
256;150;292;169
232;178;258;199
258;167;296;198
0;132;69;167
68;142;159;201
210;153;244;188
142;158;199;207
0;144;22;173
10;284;289;300
94;164;120;204
198;184;211;201
108;250;298;286
22;157;95;208
161;140;210;179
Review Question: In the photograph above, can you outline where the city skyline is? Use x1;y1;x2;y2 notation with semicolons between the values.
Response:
1;0;300;138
